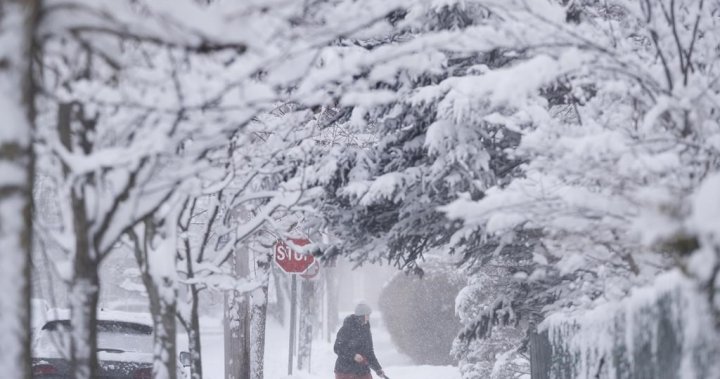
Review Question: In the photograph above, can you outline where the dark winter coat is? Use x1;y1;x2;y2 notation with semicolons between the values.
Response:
333;315;382;375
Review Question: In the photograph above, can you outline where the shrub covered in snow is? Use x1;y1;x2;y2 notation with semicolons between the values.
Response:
378;263;465;365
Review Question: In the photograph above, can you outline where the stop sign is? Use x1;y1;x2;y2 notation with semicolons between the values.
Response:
274;238;315;273
300;261;320;280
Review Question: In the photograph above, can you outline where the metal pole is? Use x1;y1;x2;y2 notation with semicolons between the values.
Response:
288;274;297;375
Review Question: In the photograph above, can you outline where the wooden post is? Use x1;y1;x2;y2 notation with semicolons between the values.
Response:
529;330;552;379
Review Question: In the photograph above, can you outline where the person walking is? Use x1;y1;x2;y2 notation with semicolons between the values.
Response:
333;303;387;379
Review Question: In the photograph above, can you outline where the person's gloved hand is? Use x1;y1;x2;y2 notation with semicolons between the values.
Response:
354;354;368;364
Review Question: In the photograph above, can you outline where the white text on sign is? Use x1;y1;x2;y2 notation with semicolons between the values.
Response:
275;243;310;262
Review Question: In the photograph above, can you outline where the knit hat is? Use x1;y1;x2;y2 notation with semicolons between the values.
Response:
354;302;372;316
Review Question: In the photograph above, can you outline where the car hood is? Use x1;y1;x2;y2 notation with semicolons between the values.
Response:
98;351;153;363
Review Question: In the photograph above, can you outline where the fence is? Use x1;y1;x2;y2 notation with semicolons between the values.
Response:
529;271;719;379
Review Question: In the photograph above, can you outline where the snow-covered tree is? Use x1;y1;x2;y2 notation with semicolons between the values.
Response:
305;2;536;375
453;266;530;379
175;110;323;379
20;0;720;378
35;1;271;376
442;0;720;321
31;1;421;378
128;207;185;379
314;3;508;270
310;1;720;377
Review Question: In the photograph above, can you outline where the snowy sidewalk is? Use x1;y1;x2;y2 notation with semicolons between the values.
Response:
192;314;460;379
274;314;460;379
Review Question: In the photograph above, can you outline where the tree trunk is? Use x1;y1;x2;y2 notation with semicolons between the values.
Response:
149;293;178;379
69;260;101;379
58;98;103;379
180;198;204;379
297;279;315;371
224;247;251;379
188;285;203;379
0;1;38;378
131;221;178;379
269;269;286;325
139;260;178;379
249;285;268;379
249;253;271;379
68;187;102;379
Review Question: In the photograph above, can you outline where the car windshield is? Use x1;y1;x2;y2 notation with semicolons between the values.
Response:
34;320;153;358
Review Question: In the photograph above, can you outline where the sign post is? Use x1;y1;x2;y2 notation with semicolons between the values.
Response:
274;238;314;376
288;274;297;375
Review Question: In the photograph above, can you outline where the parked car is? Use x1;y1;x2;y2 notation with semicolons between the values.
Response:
103;299;150;314
32;311;190;379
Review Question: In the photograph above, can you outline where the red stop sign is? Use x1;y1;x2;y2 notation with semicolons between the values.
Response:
300;261;320;280
274;238;315;273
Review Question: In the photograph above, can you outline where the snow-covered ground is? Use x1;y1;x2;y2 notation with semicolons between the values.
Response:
189;314;460;379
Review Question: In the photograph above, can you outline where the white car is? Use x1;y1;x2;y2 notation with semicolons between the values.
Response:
32;310;190;379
